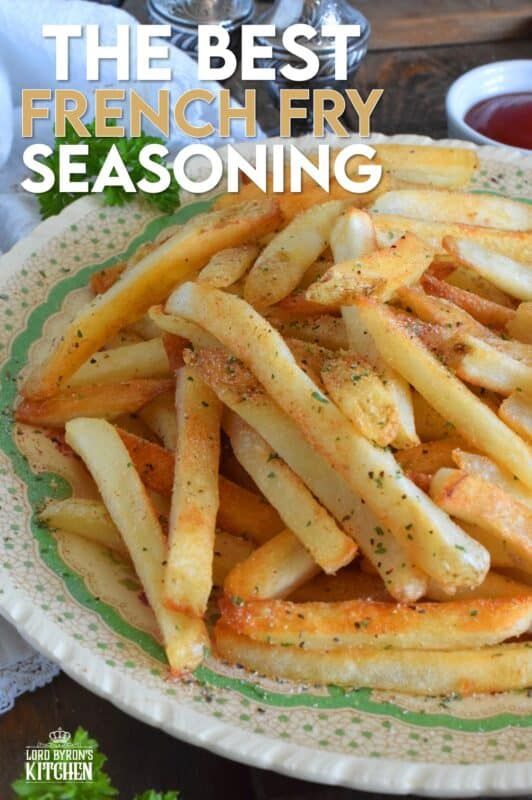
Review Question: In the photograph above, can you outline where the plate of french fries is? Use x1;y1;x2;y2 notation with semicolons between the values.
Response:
1;134;531;795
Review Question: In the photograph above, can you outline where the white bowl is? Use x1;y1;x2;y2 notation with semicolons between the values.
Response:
446;59;532;153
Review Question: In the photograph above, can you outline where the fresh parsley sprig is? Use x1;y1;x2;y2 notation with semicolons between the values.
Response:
12;727;179;800
37;122;180;220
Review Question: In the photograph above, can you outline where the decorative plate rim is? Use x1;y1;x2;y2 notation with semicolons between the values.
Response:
0;133;531;797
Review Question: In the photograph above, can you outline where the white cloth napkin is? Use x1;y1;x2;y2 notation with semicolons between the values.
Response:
0;0;261;711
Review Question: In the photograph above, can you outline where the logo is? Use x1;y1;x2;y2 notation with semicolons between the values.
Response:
24;728;94;783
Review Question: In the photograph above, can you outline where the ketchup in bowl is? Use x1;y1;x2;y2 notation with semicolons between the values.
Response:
465;92;532;150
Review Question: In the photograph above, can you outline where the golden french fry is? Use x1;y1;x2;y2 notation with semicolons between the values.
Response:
431;468;532;573
499;391;532;443
15;379;174;428
165;367;222;617
341;305;419;448
23;199;281;399
372;190;532;231
66;338;171;389
289;569;390;603
411;392;456;441
396;437;465;477
39;498;129;559
444;236;532;302
374;144;478;188
353;297;532;488
219;594;532;650
427;571;532;601
244;201;344;307
213;532;255;588
373;214;532;262
306;233;433;305
396;285;488;338
187;347;428;601
224;528;319;600
452;448;532;509
161;332;187;372
507;302;532;344
138;390;177;450
448;265;517;308
275;290;341;317
215;624;532;696
320;352;399;447
64;418;209;674
421;273;515;329
226;414;356;574
329;207;376;263
268;313;349;350
450;333;532;396
148;305;220;349
198;244;260;288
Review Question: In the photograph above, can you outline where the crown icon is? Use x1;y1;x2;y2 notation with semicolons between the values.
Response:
49;727;71;745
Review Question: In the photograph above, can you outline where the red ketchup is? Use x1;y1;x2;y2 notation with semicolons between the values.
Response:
465;92;532;150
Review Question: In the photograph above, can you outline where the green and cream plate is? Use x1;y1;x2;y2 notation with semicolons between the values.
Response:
0;134;531;796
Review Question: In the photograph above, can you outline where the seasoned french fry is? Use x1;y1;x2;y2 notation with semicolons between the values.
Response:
64;418;209;674
198;244;260;288
39;498;129;559
396;285;488;338
499;392;532;443
117;427;279;543
306;233;433;306
329;207;376;263
215;624;532;695
244;201;344;307
459;523;514;569
15;379;174;428
448;265;517;307
353;297;532;488
452;448;532;509
165;367;221;617
421;273;515;329
444;236;532;302
373;144;478;188
372;190;532;231
224;529;319;600
66;338;171;388
148;305;220;349
320;352;399;447
161;333;187;372
276;290;340;317
431;468;532;573
342;305;419;448
268;313;349;350
450;333;532;396
187;347;428;601
426;571;532;601
373;214;532;262
213;532;255;588
23;199;281;399
289;569;390;603
138;390;177;450
226;414;356;574
507;302;532;344
219;595;532;650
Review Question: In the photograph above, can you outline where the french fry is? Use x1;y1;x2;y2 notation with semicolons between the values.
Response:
373;144;478;188
449;333;532;396
213;532;255;588
396;437;465;478
127;315;163;341
275;290;340;317
507;302;532;344
396;285;488;338
268;313;349;350
198;244;260;288
244;201;344;307
215;624;532;695
39;498;129;559
116;427;280;543
448;265;517;308
66;338;171;388
373;214;532;262
421;273;515;329
219;595;532;650
224;529;319;600
165;367;222;617
15;379;174;428
412;392;456;441
225;414;356;574
148;305;220;350
353;297;532;488
426;571;532;601
161;333;187;372
444;236;532;302
306;233;433;306
430;468;532;573
23;199;281;399
372;190;532;231
320;352;399;447
452;448;532;509
187;347;428;601
499;391;532;443
289;569;391;603
298;252;334;289
64;418;209;673
341;305;419;448
329;208;376;263
138;390;177;449
459;523;514;569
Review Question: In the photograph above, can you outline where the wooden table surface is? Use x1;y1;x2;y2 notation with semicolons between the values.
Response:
2;6;532;798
